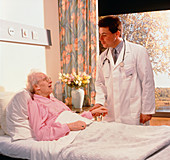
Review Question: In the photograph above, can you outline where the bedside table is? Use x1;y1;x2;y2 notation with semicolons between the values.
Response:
68;105;91;113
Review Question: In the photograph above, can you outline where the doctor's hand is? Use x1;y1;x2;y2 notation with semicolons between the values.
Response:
89;104;103;111
67;121;86;131
140;114;152;124
90;104;108;117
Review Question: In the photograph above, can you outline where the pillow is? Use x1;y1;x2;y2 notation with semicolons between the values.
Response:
0;91;15;135
6;89;33;141
55;111;93;125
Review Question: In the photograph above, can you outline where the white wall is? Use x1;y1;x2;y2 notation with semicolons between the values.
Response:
0;0;46;92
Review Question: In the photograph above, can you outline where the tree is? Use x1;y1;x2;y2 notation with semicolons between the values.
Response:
118;11;169;75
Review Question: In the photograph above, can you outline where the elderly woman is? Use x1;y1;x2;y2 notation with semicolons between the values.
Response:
26;71;107;141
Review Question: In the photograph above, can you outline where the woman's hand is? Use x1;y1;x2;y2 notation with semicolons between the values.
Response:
90;104;108;117
67;121;86;131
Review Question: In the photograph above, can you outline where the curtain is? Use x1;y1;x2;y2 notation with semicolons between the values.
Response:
58;0;97;107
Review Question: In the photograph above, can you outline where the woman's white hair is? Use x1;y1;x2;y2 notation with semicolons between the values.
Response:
26;71;43;94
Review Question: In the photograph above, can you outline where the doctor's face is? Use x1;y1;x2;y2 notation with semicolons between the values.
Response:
99;27;119;48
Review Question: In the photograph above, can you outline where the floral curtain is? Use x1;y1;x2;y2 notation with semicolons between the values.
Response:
58;0;97;107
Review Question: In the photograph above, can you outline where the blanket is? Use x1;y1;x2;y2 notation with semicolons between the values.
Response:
30;111;170;160
58;122;170;160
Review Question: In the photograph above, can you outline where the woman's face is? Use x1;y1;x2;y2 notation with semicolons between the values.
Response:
34;73;53;98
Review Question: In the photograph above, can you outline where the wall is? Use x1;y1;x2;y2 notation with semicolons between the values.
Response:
43;0;61;85
0;0;61;92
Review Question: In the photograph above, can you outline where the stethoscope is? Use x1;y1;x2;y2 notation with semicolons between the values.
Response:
103;38;126;68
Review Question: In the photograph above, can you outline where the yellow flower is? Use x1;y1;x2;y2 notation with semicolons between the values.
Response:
59;72;91;89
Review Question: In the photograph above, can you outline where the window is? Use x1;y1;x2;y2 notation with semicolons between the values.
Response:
99;10;170;116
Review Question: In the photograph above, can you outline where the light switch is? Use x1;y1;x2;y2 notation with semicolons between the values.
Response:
22;28;28;38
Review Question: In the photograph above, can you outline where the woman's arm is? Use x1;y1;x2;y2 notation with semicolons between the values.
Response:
28;99;87;141
28;99;70;141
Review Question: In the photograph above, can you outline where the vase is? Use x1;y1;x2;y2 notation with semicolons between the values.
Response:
71;88;84;109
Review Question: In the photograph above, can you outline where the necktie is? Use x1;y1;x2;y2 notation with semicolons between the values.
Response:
112;48;118;64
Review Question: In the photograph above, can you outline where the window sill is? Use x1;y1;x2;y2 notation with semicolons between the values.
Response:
152;110;170;118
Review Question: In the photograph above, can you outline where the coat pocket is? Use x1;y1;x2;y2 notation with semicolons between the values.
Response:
124;65;135;77
102;63;110;78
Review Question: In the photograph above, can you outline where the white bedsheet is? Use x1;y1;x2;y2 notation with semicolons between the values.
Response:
0;132;80;160
0;135;34;159
30;130;82;160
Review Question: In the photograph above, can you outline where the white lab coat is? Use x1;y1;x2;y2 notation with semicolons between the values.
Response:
95;40;155;125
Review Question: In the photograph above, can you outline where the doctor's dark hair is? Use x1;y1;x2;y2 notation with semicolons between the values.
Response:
99;16;123;37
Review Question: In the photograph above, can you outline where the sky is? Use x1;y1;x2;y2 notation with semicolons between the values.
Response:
154;72;170;88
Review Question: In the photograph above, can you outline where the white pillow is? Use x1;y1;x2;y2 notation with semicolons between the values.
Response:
6;89;33;141
0;91;15;135
56;111;93;125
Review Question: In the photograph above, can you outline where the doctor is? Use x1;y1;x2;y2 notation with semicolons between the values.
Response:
90;16;155;125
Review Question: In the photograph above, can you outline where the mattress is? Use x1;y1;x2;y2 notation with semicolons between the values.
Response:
147;144;170;160
0;135;34;159
0;130;80;160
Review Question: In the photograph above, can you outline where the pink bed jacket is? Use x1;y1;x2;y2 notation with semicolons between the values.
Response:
28;94;92;141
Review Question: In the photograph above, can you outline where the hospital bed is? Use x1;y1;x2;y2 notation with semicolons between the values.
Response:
0;90;170;160
0;122;170;160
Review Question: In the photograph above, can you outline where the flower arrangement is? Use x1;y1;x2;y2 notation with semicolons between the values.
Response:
59;72;91;89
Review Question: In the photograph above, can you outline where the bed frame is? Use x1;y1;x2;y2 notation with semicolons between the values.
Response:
0;154;26;160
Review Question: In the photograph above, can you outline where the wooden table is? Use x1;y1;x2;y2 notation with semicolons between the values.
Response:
68;105;91;113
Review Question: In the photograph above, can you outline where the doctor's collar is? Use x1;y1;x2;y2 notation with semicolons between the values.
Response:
108;40;123;55
116;41;123;54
